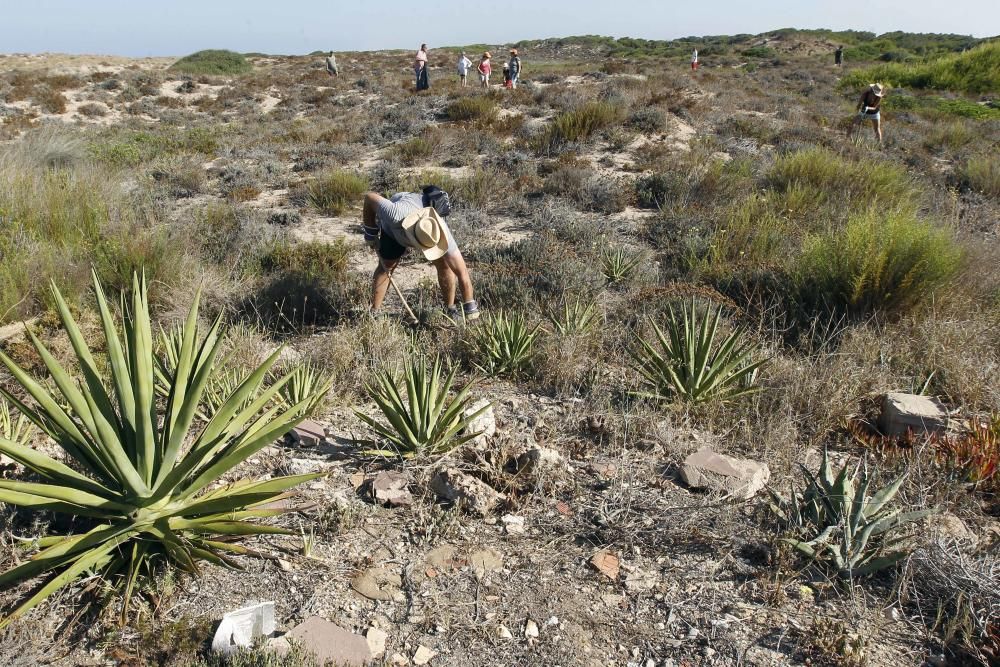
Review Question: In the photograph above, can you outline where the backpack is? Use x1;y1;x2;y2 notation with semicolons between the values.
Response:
422;185;452;217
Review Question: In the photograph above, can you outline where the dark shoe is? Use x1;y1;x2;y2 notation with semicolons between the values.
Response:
463;300;480;321
444;306;460;323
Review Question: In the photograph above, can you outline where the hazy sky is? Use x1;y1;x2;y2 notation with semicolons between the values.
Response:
2;0;998;56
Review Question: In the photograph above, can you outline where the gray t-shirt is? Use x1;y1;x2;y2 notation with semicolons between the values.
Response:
375;192;457;254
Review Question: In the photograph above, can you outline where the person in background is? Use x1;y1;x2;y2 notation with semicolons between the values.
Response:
415;43;429;91
848;82;885;143
457;51;473;87
478;52;492;89
502;61;511;88
508;48;521;88
691;49;699;71
835;45;844;67
325;51;338;77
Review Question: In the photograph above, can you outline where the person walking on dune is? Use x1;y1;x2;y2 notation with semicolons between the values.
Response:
691;49;699;71
325;51;339;77
457;51;473;87
848;82;885;143
361;187;479;322
834;45;844;67
508;48;521;88
478;52;492;89
415;43;429;91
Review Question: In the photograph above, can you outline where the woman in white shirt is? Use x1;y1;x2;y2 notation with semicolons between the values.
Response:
457;51;473;87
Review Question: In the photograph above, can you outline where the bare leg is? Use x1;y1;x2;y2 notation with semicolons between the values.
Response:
372;258;399;311
439;250;474;305
434;259;457;308
873;118;882;143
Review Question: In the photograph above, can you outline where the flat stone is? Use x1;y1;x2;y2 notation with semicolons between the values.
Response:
880;393;948;437
430;467;504;516
590;550;620;581
366;627;389;658
469;548;503;580
413;645;437;665
463;398;496;448
926;512;977;544
515;446;568;474
425;544;465;573
680;446;770;500
287;419;327;446
501;514;526;534
371;470;413;507
285;617;371;667
211;602;276;655
351;567;404;602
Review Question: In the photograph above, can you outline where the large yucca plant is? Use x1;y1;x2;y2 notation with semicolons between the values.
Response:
357;357;488;458
630;299;767;404
0;272;331;628
471;311;540;378
768;449;935;578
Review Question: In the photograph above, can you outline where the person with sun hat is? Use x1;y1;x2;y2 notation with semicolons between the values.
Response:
849;82;885;143
361;189;479;322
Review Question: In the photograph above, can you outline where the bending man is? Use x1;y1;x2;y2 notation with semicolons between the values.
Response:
361;189;479;321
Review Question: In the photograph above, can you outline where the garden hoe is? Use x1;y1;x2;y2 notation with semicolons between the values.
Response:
386;266;420;326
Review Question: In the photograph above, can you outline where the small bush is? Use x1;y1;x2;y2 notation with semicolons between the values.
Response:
306;170;368;215
793;208;963;317
958;155;1000;199
627;107;666;133
538;102;624;152
635;172;682;209
32;86;66;114
77;102;107;118
397;135;435;165
262;239;350;285
769;147;915;213
446;96;498;122
840;41;1000;94
169;49;252;76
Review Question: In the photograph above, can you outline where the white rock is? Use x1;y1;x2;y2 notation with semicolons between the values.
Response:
680;447;770;500
502;514;526;534
366;627;389;658
463;398;496;448
524;619;540;638
498;625;514;639
413;645;437;665
880;392;948;436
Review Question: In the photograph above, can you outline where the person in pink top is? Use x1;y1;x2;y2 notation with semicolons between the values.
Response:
414;43;429;90
478;52;492;89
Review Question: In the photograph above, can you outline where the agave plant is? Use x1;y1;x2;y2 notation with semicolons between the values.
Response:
547;296;600;336
600;245;643;285
0;398;32;446
629;299;766;404
768;449;935;579
0;272;331;627
357;356;488;458
471;311;540;377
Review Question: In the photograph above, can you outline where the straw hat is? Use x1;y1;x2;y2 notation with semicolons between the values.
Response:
870;83;885;97
401;207;449;261
483;51;491;59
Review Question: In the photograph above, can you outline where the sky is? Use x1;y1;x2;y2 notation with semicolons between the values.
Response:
2;0;998;57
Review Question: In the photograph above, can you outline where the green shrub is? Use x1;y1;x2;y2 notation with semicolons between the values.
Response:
958;155;1000;198
768;449;934;579
840;41;1000;94
793;208;963;317
538;102;624;152
262;240;350;285
769;147;915;213
635;172;682;209
470;311;540;378
169;49;252;76
306;170;368;215
397;135;435;165
629;299;767;405
357;357;488;458
446;96;498;122
0;272;329;627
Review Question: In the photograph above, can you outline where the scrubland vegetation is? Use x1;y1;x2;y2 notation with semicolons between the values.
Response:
1;29;999;666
